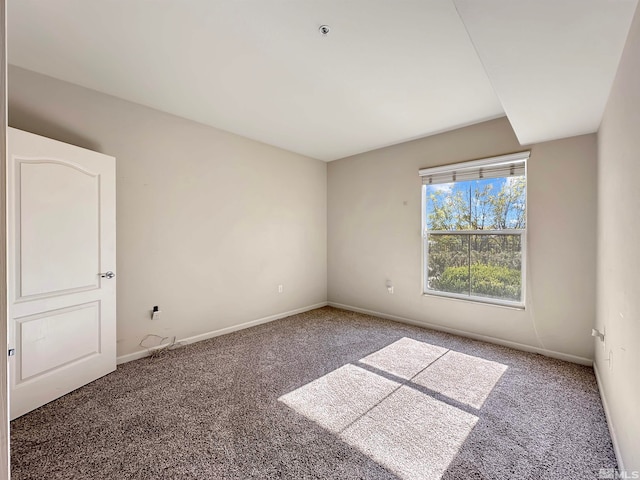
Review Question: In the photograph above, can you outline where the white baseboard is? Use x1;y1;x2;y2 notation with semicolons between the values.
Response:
328;302;593;366
593;362;624;472
117;302;328;365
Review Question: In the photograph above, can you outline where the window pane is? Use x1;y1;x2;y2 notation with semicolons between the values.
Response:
425;183;470;231
426;175;526;231
485;176;526;230
427;234;469;295
469;234;522;301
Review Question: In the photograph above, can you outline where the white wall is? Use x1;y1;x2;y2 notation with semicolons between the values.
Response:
8;66;327;359
328;117;598;362
596;2;640;473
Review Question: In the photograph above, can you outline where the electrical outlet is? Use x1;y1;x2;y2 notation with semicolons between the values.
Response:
278;284;283;294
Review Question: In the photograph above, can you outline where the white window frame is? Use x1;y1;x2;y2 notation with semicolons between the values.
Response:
420;152;528;309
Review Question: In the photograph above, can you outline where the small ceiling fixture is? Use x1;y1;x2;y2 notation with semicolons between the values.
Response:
319;25;331;36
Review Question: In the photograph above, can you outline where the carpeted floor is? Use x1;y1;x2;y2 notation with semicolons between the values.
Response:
11;307;616;479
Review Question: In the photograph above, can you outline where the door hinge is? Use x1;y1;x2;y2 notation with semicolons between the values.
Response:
8;349;15;357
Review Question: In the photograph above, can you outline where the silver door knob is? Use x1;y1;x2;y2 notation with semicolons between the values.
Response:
100;271;116;279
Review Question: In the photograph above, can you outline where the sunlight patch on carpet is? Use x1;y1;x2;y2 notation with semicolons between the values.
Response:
359;337;448;380
412;350;507;409
279;337;509;479
341;385;478;480
279;364;400;433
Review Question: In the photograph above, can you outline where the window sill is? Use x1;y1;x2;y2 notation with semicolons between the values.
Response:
423;290;525;311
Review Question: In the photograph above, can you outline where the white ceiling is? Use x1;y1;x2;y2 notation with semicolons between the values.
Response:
7;0;638;161
453;0;638;146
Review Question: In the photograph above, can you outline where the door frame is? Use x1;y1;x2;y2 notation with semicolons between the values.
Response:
1;0;10;477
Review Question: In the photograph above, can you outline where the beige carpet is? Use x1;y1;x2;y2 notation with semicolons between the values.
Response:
11;307;616;479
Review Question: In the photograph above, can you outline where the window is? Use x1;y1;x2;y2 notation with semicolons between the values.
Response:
420;152;529;308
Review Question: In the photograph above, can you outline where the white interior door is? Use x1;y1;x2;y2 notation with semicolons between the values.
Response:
7;127;116;420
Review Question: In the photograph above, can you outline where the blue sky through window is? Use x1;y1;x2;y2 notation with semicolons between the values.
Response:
425;176;525;231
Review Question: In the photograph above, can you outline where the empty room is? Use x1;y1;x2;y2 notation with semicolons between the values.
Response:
1;0;639;479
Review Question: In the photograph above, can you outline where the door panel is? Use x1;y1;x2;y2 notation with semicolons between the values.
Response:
18;161;100;298
18;302;100;381
8;128;116;420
